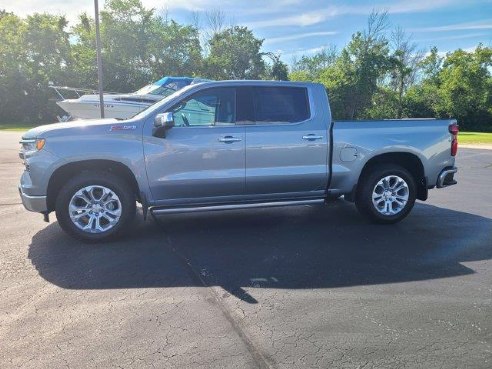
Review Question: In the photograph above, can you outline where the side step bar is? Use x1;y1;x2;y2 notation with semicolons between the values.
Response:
150;198;325;215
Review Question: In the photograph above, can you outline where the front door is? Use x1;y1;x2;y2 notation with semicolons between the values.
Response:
144;87;245;204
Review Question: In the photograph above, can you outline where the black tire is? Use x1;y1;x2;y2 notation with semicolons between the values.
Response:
55;170;136;242
355;164;416;224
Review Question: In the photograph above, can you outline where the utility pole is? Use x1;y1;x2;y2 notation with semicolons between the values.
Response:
94;0;105;118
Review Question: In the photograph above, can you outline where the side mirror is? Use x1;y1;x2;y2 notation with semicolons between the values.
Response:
153;112;174;138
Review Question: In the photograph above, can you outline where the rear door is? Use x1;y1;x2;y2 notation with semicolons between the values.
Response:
242;85;329;197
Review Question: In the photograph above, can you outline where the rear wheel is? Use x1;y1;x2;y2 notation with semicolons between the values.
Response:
355;164;416;224
55;171;136;242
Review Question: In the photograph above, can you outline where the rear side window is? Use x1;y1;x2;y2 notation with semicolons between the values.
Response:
252;87;310;123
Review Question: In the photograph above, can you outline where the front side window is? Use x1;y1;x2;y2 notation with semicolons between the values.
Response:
252;87;310;123
170;88;236;127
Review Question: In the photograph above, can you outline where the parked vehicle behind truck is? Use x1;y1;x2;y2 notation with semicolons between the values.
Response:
19;81;458;242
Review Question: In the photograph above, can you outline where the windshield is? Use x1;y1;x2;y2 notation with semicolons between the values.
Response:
130;84;199;120
134;84;175;97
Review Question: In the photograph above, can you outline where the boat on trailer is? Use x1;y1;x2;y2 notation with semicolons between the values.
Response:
51;77;205;120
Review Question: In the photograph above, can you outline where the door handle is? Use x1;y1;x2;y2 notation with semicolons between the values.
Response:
302;134;323;141
218;136;242;143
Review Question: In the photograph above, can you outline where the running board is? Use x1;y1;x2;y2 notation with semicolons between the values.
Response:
150;198;325;215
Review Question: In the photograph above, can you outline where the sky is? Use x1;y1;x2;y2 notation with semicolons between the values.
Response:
2;0;492;63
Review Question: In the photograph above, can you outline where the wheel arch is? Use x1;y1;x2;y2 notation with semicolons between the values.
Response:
47;160;141;212
354;152;427;201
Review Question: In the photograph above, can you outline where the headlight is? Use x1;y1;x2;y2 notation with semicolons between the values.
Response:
20;138;45;154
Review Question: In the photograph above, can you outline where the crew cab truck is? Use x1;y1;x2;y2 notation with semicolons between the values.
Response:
19;81;458;242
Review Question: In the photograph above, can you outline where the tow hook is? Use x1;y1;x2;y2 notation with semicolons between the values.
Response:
42;212;50;223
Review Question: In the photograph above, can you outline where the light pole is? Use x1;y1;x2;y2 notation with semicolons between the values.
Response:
94;0;105;118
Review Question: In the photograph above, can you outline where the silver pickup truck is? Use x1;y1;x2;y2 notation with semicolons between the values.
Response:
18;81;458;241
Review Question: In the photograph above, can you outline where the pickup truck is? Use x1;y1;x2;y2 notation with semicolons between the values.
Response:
18;81;459;242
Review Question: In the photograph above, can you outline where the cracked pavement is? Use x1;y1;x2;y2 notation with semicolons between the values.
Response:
0;131;491;368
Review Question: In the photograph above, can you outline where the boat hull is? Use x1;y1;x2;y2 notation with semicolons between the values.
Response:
57;98;151;120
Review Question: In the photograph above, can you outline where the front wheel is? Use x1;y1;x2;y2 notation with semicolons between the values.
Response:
55;171;136;242
355;164;416;224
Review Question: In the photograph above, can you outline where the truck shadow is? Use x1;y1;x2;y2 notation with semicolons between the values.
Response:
28;201;492;304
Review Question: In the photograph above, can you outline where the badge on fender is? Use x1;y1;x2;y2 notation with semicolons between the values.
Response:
109;125;137;132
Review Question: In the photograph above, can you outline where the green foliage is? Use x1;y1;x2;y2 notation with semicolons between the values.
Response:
269;60;289;81
0;12;27;122
290;13;491;130
0;12;72;122
364;88;399;119
204;26;265;80
264;52;289;81
288;70;312;82
388;27;423;118
436;45;492;129
291;47;337;79
404;45;492;130
73;0;203;92
316;12;393;119
0;3;491;130
0;0;207;123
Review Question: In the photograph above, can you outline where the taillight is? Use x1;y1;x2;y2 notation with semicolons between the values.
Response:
449;123;459;156
449;123;459;136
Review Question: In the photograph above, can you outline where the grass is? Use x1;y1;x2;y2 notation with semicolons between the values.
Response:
459;132;492;145
0;123;38;132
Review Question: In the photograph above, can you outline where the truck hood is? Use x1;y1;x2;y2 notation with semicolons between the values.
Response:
22;119;120;139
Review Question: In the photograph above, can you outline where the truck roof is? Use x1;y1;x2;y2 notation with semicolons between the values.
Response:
191;80;322;88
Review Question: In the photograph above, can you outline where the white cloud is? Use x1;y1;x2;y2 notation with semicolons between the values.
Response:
0;0;215;24
2;0;467;29
410;19;492;32
415;32;488;42
264;31;338;44
247;11;332;29
1;0;92;24
245;0;466;29
386;0;461;14
282;45;329;57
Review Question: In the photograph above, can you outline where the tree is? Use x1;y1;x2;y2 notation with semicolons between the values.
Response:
204;26;265;79
388;27;423;118
0;12;27;122
419;46;443;83
437;45;492;129
71;0;202;92
149;20;202;79
318;11;392;119
263;52;289;81
405;45;492;130
0;12;73;122
290;47;337;79
402;47;444;119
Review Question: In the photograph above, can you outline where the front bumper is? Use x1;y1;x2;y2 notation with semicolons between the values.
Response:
436;167;458;188
18;186;48;213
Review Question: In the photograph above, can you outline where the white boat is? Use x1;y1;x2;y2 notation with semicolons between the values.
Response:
51;77;202;120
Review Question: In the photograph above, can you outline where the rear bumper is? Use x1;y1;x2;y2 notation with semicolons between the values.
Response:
436;167;458;188
18;186;48;213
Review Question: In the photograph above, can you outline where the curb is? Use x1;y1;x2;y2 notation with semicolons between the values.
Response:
460;144;492;150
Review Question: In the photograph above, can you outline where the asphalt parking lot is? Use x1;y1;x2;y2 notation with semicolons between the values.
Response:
0;130;491;368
